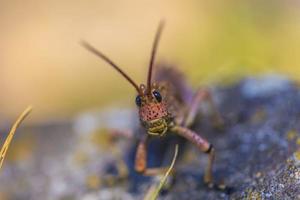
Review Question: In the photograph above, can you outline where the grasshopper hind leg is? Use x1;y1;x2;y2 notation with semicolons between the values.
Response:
183;88;224;129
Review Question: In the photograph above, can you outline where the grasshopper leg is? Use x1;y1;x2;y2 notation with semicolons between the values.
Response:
171;125;215;184
183;88;223;128
134;138;170;176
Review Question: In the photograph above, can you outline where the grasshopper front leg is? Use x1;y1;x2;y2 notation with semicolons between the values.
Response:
134;136;169;176
170;125;215;185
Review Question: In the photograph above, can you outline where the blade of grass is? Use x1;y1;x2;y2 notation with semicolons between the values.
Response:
144;144;179;200
0;106;33;170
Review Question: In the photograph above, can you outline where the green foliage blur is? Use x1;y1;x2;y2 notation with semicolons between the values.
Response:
0;0;299;120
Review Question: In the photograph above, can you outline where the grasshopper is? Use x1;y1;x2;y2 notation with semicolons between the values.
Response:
0;106;32;170
81;21;224;188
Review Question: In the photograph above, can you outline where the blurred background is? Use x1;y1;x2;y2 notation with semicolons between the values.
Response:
1;1;300;199
1;0;300;122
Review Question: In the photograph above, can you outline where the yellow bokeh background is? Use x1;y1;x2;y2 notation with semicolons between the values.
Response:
0;0;300;121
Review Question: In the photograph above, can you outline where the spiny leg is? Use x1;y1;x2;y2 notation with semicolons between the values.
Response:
134;137;169;176
183;88;223;128
171;125;215;184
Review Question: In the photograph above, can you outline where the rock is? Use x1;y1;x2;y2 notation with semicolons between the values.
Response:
163;75;300;200
0;75;300;200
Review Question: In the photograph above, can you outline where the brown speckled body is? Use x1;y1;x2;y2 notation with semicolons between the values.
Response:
152;65;194;126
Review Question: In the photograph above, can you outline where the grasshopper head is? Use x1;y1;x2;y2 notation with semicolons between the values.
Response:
81;21;166;136
135;84;170;136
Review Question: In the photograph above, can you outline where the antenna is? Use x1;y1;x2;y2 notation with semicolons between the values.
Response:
147;21;165;94
80;40;141;93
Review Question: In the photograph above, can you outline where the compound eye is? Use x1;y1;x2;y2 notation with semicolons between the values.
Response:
135;95;142;107
152;90;162;102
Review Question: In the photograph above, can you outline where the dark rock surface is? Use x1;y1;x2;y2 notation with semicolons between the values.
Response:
163;75;300;200
0;75;299;200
